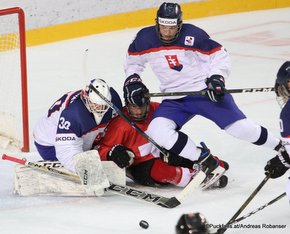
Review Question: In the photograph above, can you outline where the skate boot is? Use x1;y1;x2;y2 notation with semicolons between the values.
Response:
201;157;229;189
197;142;229;189
203;175;229;190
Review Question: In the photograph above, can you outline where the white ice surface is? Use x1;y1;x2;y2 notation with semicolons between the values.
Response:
1;7;290;234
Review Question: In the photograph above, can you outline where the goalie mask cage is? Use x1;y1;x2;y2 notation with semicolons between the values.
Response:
0;7;29;152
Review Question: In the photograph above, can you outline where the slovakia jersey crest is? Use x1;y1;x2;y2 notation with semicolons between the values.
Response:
185;36;194;46
165;55;183;72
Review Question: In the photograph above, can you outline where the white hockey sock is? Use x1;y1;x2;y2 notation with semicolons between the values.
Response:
225;118;280;149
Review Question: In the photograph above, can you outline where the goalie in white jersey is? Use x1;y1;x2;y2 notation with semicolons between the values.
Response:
33;79;122;173
123;2;286;168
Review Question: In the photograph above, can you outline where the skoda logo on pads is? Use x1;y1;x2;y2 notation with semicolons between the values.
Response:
158;17;177;26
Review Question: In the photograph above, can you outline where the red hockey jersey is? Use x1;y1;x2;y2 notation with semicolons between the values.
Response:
98;102;160;165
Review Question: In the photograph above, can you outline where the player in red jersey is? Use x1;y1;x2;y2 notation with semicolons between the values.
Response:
97;82;228;187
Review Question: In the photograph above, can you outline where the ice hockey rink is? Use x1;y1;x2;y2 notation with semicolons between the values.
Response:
0;7;290;234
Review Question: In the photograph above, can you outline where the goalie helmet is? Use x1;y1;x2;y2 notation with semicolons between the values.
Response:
275;61;290;106
175;212;209;234
81;79;111;117
156;2;183;44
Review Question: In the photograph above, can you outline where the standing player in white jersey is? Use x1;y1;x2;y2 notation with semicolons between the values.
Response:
264;61;290;200
33;79;122;173
123;2;286;168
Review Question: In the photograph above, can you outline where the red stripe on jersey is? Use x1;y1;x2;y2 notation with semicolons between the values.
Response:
128;45;222;56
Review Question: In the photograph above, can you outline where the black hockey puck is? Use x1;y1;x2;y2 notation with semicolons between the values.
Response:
218;175;228;188
139;220;149;229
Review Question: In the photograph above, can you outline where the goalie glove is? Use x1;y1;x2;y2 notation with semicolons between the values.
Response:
107;144;135;168
74;150;110;196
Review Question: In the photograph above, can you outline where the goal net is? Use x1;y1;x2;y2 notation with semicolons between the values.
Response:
0;7;29;152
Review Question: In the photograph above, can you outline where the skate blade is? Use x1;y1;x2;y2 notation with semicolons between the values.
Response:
200;166;226;190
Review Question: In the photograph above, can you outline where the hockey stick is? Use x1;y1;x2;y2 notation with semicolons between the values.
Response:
230;192;286;225
2;154;204;208
216;174;271;234
82;48;89;85
90;83;217;175
89;83;170;159
210;192;286;234
148;87;274;98
89;83;210;196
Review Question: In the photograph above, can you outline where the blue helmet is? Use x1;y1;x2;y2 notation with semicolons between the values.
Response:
156;2;183;44
275;61;290;98
276;61;290;87
123;74;150;122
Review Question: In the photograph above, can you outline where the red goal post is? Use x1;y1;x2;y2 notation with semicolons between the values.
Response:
0;7;29;152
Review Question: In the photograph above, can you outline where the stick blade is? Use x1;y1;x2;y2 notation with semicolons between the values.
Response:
175;170;206;202
162;197;181;208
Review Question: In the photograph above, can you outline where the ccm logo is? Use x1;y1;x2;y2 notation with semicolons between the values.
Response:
56;136;76;142
83;169;88;185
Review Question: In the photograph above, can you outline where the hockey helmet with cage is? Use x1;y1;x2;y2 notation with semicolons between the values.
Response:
275;61;290;107
156;2;183;44
175;212;209;234
81;79;111;117
123;78;150;122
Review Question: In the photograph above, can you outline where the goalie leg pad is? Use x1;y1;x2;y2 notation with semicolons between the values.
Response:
14;153;126;196
74;150;110;195
32;159;126;186
102;161;126;186
14;165;96;196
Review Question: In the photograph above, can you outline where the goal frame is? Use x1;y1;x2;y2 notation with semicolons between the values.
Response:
0;7;29;152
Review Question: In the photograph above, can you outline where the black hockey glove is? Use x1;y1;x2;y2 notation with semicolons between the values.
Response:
123;73;149;106
161;150;194;169
107;144;135;168
264;149;290;178
205;75;226;102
